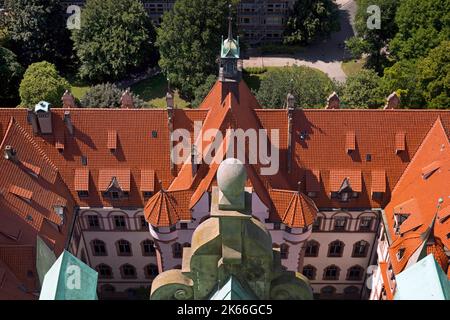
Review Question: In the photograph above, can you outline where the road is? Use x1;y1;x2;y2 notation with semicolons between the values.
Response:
243;0;357;82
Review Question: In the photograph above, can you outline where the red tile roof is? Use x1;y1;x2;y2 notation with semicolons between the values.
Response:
345;131;356;153
107;130;117;150
329;170;362;192
98;169;131;192
371;170;386;194
74;168;89;191
305;170;321;192
144;190;192;227
140;170;155;192
9;185;33;201
395;132;406;153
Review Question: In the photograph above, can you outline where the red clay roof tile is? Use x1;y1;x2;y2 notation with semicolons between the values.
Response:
371;170;386;193
140;170;155;192
98;169;131;191
329;170;362;192
74;168;89;191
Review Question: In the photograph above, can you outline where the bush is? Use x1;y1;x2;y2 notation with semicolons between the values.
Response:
243;67;268;75
19;61;70;108
0;46;24;106
342;69;385;109
81;83;146;108
256;66;335;109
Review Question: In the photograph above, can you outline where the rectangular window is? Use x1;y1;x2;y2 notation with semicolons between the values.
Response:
143;191;153;198
180;223;188;230
81;156;88;166
312;217;322;231
87;215;100;229
140;216;148;230
114;216;126;230
359;217;373;231
78;191;89;198
273;222;281;230
334;218;347;231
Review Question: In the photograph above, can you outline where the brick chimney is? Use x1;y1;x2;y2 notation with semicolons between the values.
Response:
326;92;340;109
120;89;134;109
61;90;76;108
384;92;400;110
27;109;39;135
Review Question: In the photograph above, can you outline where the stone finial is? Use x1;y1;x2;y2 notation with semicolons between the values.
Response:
384;92;400;110
166;91;174;110
286;93;295;110
120;89;134;109
4;145;17;162
217;158;246;211
326;92;340;109
61;90;76;108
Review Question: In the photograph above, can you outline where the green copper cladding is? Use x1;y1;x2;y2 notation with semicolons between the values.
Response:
221;35;240;59
39;250;98;300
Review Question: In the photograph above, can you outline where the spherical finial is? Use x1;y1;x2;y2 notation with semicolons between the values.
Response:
217;158;246;198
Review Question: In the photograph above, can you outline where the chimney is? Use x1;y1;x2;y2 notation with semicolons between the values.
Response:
120;89;134;109
27;109;39;135
64;111;74;136
384;92;400;110
4;145;17;162
326;92;340;109
34;101;52;134
61;90;76;108
287;93;295;174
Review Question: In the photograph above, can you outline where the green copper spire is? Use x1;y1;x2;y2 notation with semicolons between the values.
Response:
221;5;240;59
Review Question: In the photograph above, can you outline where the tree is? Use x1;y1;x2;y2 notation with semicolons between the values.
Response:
341;69;385;109
0;46;23;106
19;61;70;108
346;0;400;72
192;74;217;108
256;66;335;109
381;59;424;109
417;41;450;109
81;83;146;108
389;0;449;61
156;0;231;100
4;0;72;67
71;0;156;82
284;0;340;45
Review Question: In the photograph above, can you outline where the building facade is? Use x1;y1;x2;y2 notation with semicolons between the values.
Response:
61;0;296;44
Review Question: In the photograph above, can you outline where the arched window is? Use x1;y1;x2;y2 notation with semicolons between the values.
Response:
116;239;132;256
280;244;289;260
352;240;369;257
141;239;156;256
305;240;320;257
344;286;360;298
120;264;137;279
144;264;159;279
323;265;340;280
91;239;107;256
320;286;336;297
328;240;344;257
302;265;317;280
172;242;182;259
346;265;364;281
96;264;113;279
100;284;115;293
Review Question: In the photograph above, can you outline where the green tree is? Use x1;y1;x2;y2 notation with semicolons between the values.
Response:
0;46;24;106
4;0;72;67
389;0;450;61
346;0;399;72
256;66;335;109
72;0;156;82
417;41;450;109
192;74;217;108
19;61;70;108
156;0;231;100
381;59;424;109
342;69;385;109
284;0;340;45
81;83;146;108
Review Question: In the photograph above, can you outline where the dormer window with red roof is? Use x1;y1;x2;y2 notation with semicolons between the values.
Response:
107;130;117;152
395;132;405;154
345;132;356;154
9;185;33;203
99;169;131;200
330;171;362;202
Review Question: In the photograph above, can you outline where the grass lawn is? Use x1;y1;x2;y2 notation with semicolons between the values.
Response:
67;75;90;100
131;73;191;109
342;58;366;77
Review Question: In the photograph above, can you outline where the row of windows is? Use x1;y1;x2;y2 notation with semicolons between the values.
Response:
318;285;360;297
96;263;158;280
91;239;156;257
312;216;375;232
303;265;366;281
305;240;370;258
85;214;149;231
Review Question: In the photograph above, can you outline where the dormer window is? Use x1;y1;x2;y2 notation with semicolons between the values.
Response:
104;177;124;200
99;169;131;200
396;248;405;261
53;205;65;225
330;171;361;203
394;213;409;234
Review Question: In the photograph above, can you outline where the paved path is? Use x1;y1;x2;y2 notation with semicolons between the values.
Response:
243;0;357;82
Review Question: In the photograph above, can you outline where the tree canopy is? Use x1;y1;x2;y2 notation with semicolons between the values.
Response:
0;46;23;106
4;0;72;68
255;66;335;109
19;61;70;108
341;69;385;109
284;0;340;45
71;0;156;82
156;0;231;100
